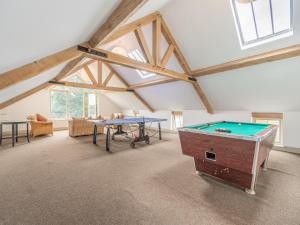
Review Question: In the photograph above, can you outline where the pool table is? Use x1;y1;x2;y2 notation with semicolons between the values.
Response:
178;121;278;195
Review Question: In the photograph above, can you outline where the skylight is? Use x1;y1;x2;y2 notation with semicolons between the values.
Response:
128;49;157;79
231;0;293;49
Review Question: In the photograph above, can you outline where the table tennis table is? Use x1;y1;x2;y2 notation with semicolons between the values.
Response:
91;117;167;151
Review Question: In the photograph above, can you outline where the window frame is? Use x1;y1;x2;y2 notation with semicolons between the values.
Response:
252;114;283;146
50;87;99;120
231;0;294;49
171;111;183;130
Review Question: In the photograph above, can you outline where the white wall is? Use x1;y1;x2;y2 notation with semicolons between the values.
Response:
98;94;122;117
0;88;121;131
125;109;300;150
123;110;172;130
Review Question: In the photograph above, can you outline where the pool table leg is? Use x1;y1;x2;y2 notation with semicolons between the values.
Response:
245;188;256;195
196;170;204;176
262;152;270;171
245;172;257;195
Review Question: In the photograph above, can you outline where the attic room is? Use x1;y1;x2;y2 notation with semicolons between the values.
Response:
0;0;299;224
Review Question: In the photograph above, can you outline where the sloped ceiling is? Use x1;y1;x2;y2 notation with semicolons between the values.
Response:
0;0;120;73
199;56;300;111
0;62;69;103
160;0;300;68
1;0;300;113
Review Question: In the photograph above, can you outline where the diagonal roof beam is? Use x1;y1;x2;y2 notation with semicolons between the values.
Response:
0;1;148;108
161;17;192;74
0;46;81;90
134;27;154;64
89;0;148;48
0;57;83;110
78;45;195;83
84;66;97;85
104;62;155;112
192;44;300;77
159;16;213;114
100;11;159;46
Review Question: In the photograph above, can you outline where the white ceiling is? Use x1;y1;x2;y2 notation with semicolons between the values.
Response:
160;0;300;69
0;62;69;103
198;56;300;111
1;0;300;113
0;0;120;73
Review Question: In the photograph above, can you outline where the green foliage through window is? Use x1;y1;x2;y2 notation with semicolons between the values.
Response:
50;88;98;119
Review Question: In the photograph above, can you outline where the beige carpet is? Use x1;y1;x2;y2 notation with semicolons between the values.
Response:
0;131;299;225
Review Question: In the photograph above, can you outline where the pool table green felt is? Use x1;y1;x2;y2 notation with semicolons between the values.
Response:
188;121;270;136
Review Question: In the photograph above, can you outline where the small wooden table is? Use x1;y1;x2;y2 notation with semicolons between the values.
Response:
0;121;30;147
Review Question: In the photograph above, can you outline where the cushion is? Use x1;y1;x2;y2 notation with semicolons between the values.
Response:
36;113;48;122
27;114;37;121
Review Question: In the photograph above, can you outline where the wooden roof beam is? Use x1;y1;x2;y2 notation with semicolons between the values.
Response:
78;45;195;83
129;78;175;89
89;0;148;48
152;16;161;66
0;46;81;90
161;17;192;74
192;44;300;77
0;57;83;110
134;27;154;64
101;11;159;46
103;62;155;112
84;66;97;85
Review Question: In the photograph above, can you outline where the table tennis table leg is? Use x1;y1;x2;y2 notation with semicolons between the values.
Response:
12;124;15;147
93;125;97;144
158;122;162;140
0;124;2;146
106;127;110;151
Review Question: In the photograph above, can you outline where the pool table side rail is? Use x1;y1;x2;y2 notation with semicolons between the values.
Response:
178;122;278;142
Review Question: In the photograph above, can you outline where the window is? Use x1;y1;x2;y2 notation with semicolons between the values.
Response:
50;90;67;119
231;0;293;49
132;110;141;117
252;112;283;146
86;93;97;118
171;111;183;130
50;87;99;119
69;92;84;118
128;49;157;79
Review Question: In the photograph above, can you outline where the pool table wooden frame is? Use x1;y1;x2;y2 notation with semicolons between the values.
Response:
178;121;278;195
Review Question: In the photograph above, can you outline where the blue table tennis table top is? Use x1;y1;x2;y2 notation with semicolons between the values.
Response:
91;117;167;126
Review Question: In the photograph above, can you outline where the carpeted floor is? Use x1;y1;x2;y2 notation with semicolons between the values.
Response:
0;131;299;225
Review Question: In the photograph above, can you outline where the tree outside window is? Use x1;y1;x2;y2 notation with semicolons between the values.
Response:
50;91;67;118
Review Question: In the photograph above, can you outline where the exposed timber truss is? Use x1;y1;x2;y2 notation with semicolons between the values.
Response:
2;9;300;113
77;13;213;114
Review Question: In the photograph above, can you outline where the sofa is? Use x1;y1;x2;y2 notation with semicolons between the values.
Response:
68;118;104;137
27;114;53;138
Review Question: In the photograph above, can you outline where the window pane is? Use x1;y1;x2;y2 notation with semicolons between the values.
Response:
69;92;83;118
254;118;281;145
51;91;66;118
272;0;292;32
232;0;293;48
128;49;156;79
253;0;273;37
87;93;97;118
235;1;257;42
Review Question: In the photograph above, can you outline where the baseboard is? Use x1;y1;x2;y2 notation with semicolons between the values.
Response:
146;126;177;134
273;146;300;154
